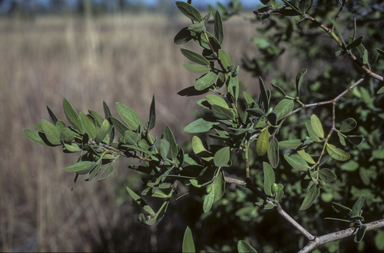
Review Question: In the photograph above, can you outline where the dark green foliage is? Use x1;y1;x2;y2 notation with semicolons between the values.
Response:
22;0;384;252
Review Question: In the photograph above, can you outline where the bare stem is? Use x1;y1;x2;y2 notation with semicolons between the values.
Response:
299;218;384;253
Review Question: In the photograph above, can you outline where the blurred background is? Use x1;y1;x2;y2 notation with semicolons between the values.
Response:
0;0;261;251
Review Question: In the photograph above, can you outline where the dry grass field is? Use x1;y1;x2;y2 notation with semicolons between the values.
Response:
0;12;269;251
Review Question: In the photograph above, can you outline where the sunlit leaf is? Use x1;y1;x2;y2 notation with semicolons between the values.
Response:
311;114;324;139
41;119;61;145
184;118;220;133
116;102;142;131
256;130;269;156
195;72;218;91
64;161;97;175
326;144;350;161
214;147;230;167
182;226;196;253
181;48;210;66
284;153;309;170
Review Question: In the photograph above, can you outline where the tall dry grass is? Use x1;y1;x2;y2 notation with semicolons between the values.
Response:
0;12;260;251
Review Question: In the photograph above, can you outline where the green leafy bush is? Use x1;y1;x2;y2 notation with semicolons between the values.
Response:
24;0;384;252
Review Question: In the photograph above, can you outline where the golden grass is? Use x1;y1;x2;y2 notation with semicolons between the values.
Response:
0;12;260;251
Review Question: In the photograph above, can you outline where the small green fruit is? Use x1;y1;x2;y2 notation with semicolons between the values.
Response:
320;181;326;186
206;184;213;193
271;183;279;193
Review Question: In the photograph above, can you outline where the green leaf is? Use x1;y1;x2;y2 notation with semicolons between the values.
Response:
183;64;211;74
95;119;110;144
311;114;324;139
243;91;256;105
110;116;130;136
279;139;302;149
181;48;210;66
331;202;352;217
60;127;75;144
175;1;201;21
256;130;269;156
195;72;218;91
319;168;337;183
340;118;357;133
63;143;81;152
188;20;206;33
163;126;178;161
203;190;215;213
192;136;210;155
160;139;170;161
88;161;102;181
246;108;264;117
284;153;309;170
89;110;104;128
79;112;97;140
103;101;112;119
297;150;316;164
305;121;320;142
64;161;97;174
214;10;224;44
126;186;156;216
271;83;286;97
346;35;364;50
299;183;320;210
41;119;61;145
218;49;231;69
183;118;220;133
329;17;346;47
238;240;258;253
63;98;83;133
148;95;156;131
116;102;142;131
23;129;52;147
274;99;294;120
211;105;235;120
206;94;229;108
375;230;384;250
295;68;307;97
124;130;138;145
258;76;269;111
98;165;115;181
346;135;365;145
182;227;196;253
263;162;275;196
378;86;384;94
354;225;367;243
268;137;279;168
377;48;384;58
214;147;230;167
267;112;277;126
341;160;359;171
326;144;350;161
352;195;365;217
214;170;226;201
47;106;59;125
229;75;239;103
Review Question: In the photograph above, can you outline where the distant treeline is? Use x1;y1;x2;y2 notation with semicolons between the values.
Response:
0;0;178;16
